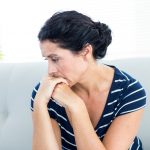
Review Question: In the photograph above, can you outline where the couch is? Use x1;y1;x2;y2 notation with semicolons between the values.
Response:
0;57;149;150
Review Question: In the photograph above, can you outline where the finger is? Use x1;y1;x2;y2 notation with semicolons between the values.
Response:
52;78;69;86
41;76;69;87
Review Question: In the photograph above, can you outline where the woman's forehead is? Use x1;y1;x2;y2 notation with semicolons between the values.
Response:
40;40;60;51
40;40;75;57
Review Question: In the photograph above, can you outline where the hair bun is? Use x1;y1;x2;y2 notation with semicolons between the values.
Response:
94;22;111;40
92;21;112;59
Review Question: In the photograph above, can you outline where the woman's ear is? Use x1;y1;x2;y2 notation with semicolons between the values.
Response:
81;44;93;58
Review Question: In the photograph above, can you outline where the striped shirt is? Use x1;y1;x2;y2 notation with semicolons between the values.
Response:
30;65;147;150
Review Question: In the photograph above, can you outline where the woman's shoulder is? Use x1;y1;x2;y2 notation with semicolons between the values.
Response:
108;64;142;87
110;65;147;116
112;65;147;95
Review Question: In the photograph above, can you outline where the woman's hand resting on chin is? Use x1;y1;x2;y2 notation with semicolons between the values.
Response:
34;75;83;110
34;75;69;106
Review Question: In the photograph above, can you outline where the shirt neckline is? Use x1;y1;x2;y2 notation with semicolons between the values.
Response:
94;64;117;131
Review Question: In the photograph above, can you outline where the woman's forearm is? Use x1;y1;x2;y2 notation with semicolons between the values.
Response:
32;101;59;150
68;100;106;150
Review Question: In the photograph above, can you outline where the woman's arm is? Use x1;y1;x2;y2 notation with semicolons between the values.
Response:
31;76;69;150
68;100;106;150
32;101;61;150
51;118;62;149
102;109;144;150
67;99;144;150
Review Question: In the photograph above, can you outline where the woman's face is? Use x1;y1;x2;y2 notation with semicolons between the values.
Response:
40;40;89;87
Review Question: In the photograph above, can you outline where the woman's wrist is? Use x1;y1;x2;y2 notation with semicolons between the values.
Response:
67;97;86;115
34;98;48;111
34;94;49;105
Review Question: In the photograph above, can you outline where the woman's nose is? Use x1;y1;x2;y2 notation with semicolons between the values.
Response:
48;64;58;76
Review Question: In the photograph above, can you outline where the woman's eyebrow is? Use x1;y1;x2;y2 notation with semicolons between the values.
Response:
43;54;59;58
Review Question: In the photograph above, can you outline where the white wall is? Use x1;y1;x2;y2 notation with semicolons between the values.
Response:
0;0;150;62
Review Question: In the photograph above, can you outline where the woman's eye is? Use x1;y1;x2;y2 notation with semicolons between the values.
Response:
43;57;60;63
52;58;59;63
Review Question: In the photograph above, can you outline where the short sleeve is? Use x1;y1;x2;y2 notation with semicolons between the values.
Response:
30;82;62;122
30;82;40;111
116;79;147;117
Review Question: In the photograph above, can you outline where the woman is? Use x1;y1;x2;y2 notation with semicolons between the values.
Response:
30;11;147;150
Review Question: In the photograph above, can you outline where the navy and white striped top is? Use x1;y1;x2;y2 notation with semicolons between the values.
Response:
30;65;147;150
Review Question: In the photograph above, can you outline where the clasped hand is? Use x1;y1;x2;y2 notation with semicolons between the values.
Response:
34;75;82;109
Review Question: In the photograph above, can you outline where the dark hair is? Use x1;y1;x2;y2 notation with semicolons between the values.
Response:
38;10;112;59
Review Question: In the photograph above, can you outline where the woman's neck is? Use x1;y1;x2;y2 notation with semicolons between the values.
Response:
72;63;114;98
